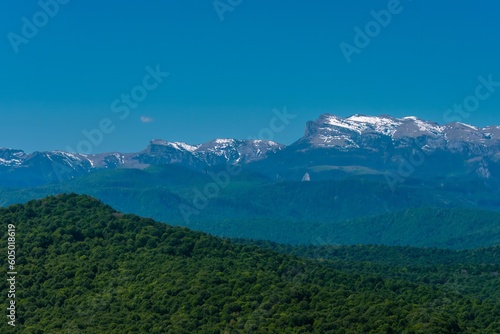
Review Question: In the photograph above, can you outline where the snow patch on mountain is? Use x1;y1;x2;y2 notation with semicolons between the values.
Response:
324;115;363;133
170;142;199;152
411;118;445;134
214;139;236;145
0;158;22;166
253;140;281;147
347;115;402;136
150;139;200;152
457;123;479;131
323;114;402;136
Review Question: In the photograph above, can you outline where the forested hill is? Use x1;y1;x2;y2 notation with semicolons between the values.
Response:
1;194;499;333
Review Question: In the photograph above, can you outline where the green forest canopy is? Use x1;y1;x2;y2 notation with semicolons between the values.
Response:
0;194;499;333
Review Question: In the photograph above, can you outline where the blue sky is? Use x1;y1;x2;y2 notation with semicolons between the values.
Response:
1;0;499;153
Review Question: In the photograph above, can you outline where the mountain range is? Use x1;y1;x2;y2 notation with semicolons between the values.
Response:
1;114;499;187
1;114;499;249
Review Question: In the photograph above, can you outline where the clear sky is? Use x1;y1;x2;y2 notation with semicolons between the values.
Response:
1;0;499;153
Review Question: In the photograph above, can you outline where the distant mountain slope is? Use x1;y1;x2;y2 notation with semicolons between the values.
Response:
0;194;499;333
0;165;499;249
306;208;500;250
250;114;500;183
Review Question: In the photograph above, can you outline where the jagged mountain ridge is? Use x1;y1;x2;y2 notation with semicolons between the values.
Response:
300;114;499;154
256;114;500;183
1;114;499;186
0;139;284;186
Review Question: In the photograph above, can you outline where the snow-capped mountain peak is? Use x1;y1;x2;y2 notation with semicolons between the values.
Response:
0;148;26;167
150;139;200;152
321;114;402;136
302;113;495;152
214;138;236;145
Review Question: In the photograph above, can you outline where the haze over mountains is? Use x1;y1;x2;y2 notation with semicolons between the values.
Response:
1;114;499;249
1;114;499;187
